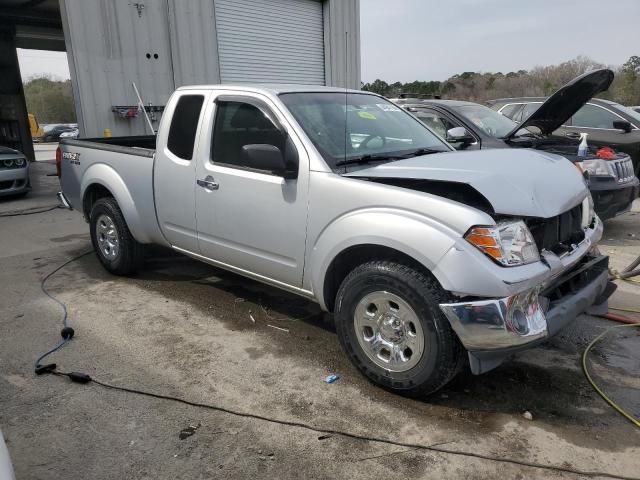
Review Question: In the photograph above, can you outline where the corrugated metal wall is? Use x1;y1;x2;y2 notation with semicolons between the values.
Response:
168;1;221;88
61;0;175;137
215;0;325;84
61;0;360;137
324;0;360;88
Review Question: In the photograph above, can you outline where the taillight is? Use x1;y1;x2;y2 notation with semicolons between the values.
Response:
55;147;62;177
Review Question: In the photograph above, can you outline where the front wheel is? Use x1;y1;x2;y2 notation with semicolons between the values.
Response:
334;261;463;397
89;197;143;275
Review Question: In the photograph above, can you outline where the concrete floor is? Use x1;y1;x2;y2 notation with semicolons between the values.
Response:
1;162;639;479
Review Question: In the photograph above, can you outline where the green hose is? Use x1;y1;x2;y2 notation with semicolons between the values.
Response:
582;323;640;428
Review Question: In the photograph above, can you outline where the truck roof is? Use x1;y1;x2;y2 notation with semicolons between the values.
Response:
176;84;365;95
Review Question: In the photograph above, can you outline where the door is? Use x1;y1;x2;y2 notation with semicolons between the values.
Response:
154;91;208;251
194;92;309;287
214;0;325;84
554;103;639;161
413;108;480;149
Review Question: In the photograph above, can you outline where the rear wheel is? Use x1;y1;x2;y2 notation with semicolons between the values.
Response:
89;197;143;275
334;261;463;397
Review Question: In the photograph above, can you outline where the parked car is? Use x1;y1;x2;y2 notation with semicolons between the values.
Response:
59;128;80;140
0;146;30;197
58;84;612;396
487;94;640;177
630;106;640;114
40;124;76;143
393;70;640;220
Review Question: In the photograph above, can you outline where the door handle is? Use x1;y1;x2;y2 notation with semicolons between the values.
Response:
197;176;219;190
565;132;581;139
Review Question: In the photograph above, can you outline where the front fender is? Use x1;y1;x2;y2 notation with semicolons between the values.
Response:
307;208;460;310
81;163;152;244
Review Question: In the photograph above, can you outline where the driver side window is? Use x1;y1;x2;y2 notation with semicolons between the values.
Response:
211;100;285;170
414;109;458;138
571;104;620;129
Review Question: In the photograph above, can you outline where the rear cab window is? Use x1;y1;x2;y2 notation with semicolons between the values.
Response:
167;95;205;160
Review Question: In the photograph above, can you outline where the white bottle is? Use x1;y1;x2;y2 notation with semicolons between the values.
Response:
577;133;589;157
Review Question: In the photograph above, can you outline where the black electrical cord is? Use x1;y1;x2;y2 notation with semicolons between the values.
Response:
33;368;637;480
33;250;93;369
33;252;640;480
0;205;62;217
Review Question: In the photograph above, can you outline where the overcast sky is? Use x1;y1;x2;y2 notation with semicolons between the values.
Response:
361;0;640;82
17;49;69;81
17;0;640;83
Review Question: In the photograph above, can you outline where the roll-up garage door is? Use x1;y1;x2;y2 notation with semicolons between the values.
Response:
214;0;325;84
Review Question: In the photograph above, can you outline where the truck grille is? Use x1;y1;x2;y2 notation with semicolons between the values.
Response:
611;157;635;183
525;204;585;255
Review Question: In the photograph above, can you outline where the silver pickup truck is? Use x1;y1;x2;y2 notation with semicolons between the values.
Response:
58;85;613;396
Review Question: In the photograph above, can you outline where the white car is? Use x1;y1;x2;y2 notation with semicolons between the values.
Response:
59;128;80;140
0;431;15;480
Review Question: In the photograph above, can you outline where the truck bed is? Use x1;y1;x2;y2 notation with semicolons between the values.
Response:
58;134;164;245
60;135;156;157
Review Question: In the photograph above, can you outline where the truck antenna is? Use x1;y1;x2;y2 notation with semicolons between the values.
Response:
132;81;156;135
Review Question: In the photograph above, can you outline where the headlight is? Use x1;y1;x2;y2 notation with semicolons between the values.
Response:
582;194;595;228
465;220;540;267
3;159;14;168
14;157;25;167
578;159;613;177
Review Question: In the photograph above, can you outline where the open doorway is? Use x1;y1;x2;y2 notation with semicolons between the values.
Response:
17;48;75;162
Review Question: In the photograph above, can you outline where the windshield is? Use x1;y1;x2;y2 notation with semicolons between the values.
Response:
452;104;523;138
279;92;450;170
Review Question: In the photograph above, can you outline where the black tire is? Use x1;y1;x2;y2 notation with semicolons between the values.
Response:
89;197;143;275
334;261;464;397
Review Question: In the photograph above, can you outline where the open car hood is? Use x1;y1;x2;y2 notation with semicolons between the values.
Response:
345;148;588;218
503;68;614;140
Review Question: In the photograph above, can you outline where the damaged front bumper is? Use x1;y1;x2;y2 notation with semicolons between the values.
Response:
440;255;613;374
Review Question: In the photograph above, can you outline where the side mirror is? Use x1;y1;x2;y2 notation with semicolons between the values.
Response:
613;120;632;133
241;142;298;179
446;127;475;146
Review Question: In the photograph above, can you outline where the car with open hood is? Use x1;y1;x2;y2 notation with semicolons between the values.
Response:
58;84;613;396
487;74;640;177
395;69;639;220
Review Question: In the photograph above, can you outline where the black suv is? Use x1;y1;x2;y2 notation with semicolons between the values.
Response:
393;70;639;220
487;96;640;177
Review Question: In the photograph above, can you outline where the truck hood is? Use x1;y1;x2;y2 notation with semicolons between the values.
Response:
344;148;588;218
503;68;614;140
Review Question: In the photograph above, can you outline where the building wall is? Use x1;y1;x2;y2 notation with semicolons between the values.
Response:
0;26;35;161
61;0;360;138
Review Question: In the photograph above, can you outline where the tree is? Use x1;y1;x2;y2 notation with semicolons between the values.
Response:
23;75;76;123
362;79;390;96
361;55;640;105
617;55;640;105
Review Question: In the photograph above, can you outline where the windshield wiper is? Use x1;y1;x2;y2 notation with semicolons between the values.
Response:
335;154;402;167
335;148;445;167
397;147;445;158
